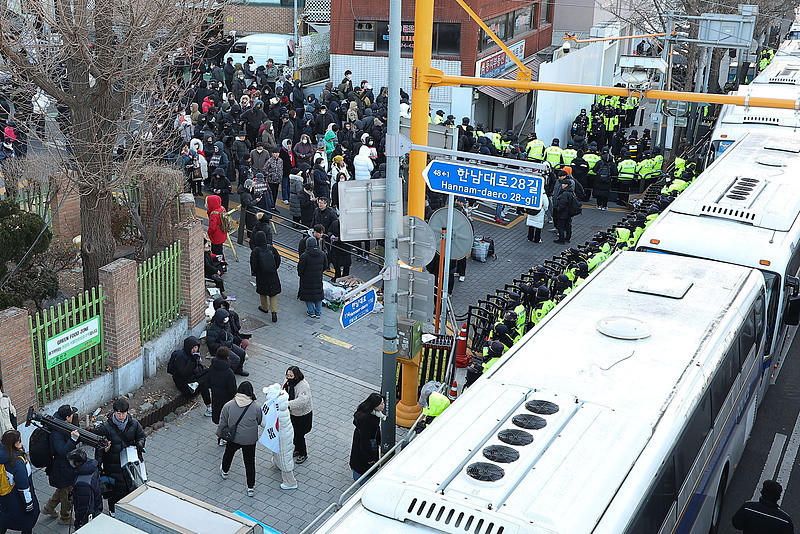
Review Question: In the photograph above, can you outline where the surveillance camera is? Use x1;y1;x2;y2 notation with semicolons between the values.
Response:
561;41;571;53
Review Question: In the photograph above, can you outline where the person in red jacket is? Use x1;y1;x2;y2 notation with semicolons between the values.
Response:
206;194;228;255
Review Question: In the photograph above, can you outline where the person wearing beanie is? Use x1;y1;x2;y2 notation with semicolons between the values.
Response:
298;236;327;318
732;479;793;533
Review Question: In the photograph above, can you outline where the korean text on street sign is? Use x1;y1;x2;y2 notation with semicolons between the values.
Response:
340;288;377;329
45;315;101;369
422;160;545;209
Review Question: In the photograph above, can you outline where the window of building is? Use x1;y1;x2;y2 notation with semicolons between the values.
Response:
434;23;461;55
544;0;553;24
479;14;508;52
360;21;460;55
512;7;533;37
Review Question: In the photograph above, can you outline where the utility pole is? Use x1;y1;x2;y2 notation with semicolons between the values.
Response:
381;0;402;451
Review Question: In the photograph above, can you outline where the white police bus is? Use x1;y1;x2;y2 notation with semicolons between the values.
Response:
311;251;770;534
639;131;800;394
706;55;800;165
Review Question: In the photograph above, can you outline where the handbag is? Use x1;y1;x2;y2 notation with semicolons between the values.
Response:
220;403;249;442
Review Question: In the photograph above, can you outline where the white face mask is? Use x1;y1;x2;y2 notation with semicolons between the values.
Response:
302;139;308;144
320;110;326;115
223;317;229;323
257;148;263;153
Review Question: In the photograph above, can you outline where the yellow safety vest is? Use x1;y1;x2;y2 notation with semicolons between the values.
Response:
544;146;563;167
526;139;545;160
618;159;637;180
561;149;577;166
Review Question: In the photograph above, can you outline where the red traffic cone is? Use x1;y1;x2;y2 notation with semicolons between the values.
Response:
448;380;458;400
455;323;470;367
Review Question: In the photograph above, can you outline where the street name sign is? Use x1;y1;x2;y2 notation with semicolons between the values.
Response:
340;288;378;329
422;160;546;209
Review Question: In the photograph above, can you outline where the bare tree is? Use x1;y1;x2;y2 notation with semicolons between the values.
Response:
0;0;221;288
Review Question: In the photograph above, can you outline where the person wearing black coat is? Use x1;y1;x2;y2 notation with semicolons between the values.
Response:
349;393;384;480
311;197;337;233
299;182;316;228
312;161;330;199
732;479;794;534
170;336;212;412
593;149;616;210
570;151;591;201
94;398;146;513
207;308;248;376
298;237;326;318
553;178;577;244
41;405;79;523
327;219;352;280
66;449;102;529
239;179;258;237
250;231;282;321
208;347;237;432
250;211;274;249
0;430;40;533
209;167;232;210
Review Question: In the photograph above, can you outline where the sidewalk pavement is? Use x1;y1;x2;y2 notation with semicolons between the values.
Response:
29;196;625;534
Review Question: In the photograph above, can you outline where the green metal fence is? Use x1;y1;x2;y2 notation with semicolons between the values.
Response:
138;241;182;343
29;287;106;406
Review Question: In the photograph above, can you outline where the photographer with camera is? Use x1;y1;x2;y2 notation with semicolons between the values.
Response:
94;398;146;515
41;405;80;524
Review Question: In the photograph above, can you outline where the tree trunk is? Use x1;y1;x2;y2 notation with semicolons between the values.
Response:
79;187;115;289
707;48;725;94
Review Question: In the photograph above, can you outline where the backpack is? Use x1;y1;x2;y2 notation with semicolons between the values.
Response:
29;427;54;468
213;210;233;233
167;349;188;375
0;462;15;496
568;193;583;217
486;238;497;259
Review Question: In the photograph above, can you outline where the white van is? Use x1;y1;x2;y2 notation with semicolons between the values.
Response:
223;33;294;72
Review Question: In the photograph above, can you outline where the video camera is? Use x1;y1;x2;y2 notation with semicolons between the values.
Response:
25;406;110;451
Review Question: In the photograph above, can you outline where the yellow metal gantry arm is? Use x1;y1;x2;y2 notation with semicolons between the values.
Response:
563;31;669;44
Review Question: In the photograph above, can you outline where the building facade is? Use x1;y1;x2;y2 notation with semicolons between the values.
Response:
329;0;554;131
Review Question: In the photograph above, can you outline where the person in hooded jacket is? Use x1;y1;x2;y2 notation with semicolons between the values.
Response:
293;133;314;168
206;194;228;255
207;308;249;376
0;429;39;533
250;211;274;249
94;398;145;514
238;179;259;239
170;336;212;414
298;237;327;318
217;382;263;497
353;144;373;180
209;167;232;210
593;148;616;210
299;181;316;228
312;159;330;199
250;231;282;322
349;393;385;481
553;176;577;244
327;218;352;279
283;366;313;464
66;448;102;529
41;405;79;525
208;347;237;444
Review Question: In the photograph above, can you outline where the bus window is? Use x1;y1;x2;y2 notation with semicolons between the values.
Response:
674;393;712;483
739;307;757;368
755;290;765;350
626;457;677;534
762;272;780;353
708;140;734;165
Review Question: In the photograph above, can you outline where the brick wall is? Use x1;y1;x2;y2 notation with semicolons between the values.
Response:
99;259;142;368
48;172;81;240
174;219;206;329
0;308;37;410
223;5;295;36
330;0;554;77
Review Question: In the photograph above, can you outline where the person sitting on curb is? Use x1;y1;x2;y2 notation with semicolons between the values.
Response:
168;336;212;416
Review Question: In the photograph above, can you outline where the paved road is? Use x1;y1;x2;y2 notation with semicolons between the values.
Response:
27;191;625;533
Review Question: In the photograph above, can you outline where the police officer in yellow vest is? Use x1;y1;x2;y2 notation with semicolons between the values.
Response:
636;153;654;191
616;149;637;191
651;153;664;178
544;138;563;168
491;128;503;152
525;134;545;162
583;144;601;191
432;110;445;124
561;143;577;167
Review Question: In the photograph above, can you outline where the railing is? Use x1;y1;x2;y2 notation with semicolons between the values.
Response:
138;241;182;343
29;287;106;406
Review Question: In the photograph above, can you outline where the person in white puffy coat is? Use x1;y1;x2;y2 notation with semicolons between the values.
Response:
353;145;374;180
263;384;298;490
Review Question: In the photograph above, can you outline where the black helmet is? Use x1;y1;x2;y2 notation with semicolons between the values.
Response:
489;341;505;356
508;292;521;303
536;286;550;300
555;274;570;291
503;311;517;324
552;138;560;146
494;323;509;336
576;261;589;278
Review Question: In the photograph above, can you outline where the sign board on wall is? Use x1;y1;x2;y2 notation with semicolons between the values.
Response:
476;40;525;78
45;316;101;369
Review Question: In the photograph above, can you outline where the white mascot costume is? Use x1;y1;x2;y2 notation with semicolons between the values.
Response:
263;384;298;489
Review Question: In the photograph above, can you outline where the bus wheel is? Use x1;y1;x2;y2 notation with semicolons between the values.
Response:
709;471;728;534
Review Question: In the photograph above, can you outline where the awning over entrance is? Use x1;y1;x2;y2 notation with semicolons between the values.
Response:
476;56;542;107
